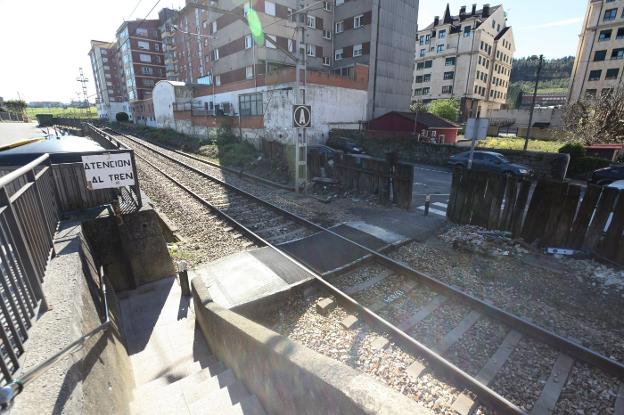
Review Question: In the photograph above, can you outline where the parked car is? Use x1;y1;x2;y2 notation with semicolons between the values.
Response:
325;136;364;154
607;180;624;190
590;165;624;185
448;151;533;177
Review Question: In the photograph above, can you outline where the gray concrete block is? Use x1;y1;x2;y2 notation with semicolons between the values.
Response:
340;315;359;330
406;361;426;379
315;298;336;316
370;336;390;350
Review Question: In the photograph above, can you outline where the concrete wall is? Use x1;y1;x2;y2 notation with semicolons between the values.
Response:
192;278;432;415
11;222;134;415
333;129;571;180
485;107;565;129
153;80;192;129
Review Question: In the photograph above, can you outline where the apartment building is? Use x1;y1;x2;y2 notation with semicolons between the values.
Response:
569;0;624;103
167;0;417;119
88;40;128;120
412;4;515;120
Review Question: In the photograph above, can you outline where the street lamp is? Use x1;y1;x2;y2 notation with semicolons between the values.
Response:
524;54;544;151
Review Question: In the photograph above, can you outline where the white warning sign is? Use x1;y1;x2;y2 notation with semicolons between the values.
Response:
82;153;135;190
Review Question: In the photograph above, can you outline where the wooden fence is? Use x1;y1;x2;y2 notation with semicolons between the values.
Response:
447;169;624;264
333;154;413;209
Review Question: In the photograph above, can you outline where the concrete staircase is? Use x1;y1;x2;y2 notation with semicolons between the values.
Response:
120;277;266;415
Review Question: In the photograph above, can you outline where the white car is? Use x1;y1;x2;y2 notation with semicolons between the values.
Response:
607;180;624;190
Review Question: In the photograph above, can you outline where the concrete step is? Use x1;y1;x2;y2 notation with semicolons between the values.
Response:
133;356;225;398
186;380;252;414
217;395;267;415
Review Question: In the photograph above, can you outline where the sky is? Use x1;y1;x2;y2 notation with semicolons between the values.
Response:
0;0;588;102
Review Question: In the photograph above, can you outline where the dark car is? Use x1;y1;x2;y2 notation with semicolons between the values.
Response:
448;151;533;177
307;144;342;159
325;136;364;154
590;165;624;185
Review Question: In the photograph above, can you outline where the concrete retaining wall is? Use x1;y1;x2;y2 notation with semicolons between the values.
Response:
332;129;571;180
192;277;432;415
12;221;134;415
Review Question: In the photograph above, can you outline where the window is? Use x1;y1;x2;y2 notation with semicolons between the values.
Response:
336;21;344;33
265;35;276;49
288;38;294;52
437;44;445;53
422;87;431;95
139;54;151;63
239;93;263;116
212;48;219;61
336;0;344;5
245;35;253;49
604;8;617;21
442;85;453;94
323;56;330;66
423;74;431;82
416;62;424;70
307;15;316;29
323;1;332;11
306;44;316;56
443;71;454;80
415;75;423;83
245;65;254;79
594;50;607;62
354;14;364;28
243;3;250;16
215;75;221;86
322;30;332;39
413;88;422;96
264;1;276;15
602;88;614;96
585;89;597;99
154;43;160;52
141;66;154;75
353;43;363;57
136;28;148;37
439;29;446;39
212;21;218;33
424;60;432;69
335;48;343;60
589;70;602;81
138;40;150;50
618;28;624;39
599;29;612;42
612;48;624;60
198;75;212;85
606;68;620;79
463;26;471;37
492;20;496;29
143;79;155;87
420;49;426;57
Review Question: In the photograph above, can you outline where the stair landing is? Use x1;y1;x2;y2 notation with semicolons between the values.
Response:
119;276;266;415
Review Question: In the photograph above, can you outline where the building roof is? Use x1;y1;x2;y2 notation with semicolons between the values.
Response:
494;26;510;40
421;4;501;31
385;111;460;129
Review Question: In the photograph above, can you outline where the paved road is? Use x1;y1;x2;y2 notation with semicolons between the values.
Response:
411;163;453;218
0;122;45;147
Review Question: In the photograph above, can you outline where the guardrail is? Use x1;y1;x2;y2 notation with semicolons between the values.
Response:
0;154;58;383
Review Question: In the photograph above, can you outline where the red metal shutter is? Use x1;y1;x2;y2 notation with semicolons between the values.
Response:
343;45;353;58
317;17;324;30
363;11;372;25
344;18;353;30
316;46;323;58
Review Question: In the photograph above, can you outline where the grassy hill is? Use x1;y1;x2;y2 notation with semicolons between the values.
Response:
25;106;97;120
507;56;575;107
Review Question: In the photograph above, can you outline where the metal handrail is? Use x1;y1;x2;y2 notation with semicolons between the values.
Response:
0;267;111;411
0;154;49;188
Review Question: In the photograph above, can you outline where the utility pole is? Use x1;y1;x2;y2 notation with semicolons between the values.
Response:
77;67;90;115
524;54;543;151
294;0;308;193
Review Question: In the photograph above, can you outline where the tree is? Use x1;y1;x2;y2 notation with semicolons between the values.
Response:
5;100;27;114
428;99;459;122
409;100;427;113
557;87;624;145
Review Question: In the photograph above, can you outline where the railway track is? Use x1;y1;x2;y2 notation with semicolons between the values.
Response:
93;125;624;415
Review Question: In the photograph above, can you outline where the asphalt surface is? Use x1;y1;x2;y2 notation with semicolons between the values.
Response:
0;122;45;146
412;163;453;211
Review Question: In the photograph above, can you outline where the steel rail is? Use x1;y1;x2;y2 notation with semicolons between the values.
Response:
113;128;624;382
126;136;526;415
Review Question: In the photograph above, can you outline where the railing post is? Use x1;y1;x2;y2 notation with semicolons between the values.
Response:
26;168;56;258
130;150;142;210
0;187;48;313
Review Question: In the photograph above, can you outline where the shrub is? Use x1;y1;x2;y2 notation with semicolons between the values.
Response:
115;112;129;122
568;157;611;178
559;142;586;159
